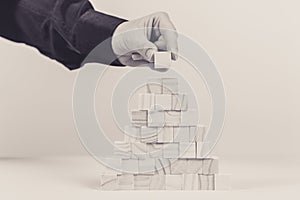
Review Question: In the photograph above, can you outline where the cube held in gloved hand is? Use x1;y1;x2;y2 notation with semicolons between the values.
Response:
154;52;172;69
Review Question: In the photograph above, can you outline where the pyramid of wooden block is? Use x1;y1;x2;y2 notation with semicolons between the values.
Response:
100;53;230;190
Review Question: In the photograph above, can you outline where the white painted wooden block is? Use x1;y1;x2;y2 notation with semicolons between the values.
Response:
173;126;190;142
171;159;204;174
154;51;171;69
214;174;231;190
170;159;187;174
180;110;199;126
190;125;206;142
149;174;165;190
165;175;182;190
157;127;174;143
131;142;148;159
196;142;210;158
113;141;131;159
131;110;148;126
134;175;151;190
131;110;148;121
140;126;158;143
183;174;198;190
164;111;181;126
117;174;134;190
148;110;165;127
172;94;188;111
186;159;204;174
140;127;157;138
139;158;156;174
147;78;162;94
140;135;158;143
100;174;118;190
155;158;172;174
179;142;196;158
162;78;178;94
147;143;164;158
163;143;179;158
138;93;155;110
198;174;214;190
155;94;172;110
124;126;140;141
202;157;219;174
121;159;139;173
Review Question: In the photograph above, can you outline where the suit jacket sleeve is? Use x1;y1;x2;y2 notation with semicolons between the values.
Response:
0;0;126;70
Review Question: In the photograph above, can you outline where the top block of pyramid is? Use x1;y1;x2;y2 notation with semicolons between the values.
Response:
154;52;172;69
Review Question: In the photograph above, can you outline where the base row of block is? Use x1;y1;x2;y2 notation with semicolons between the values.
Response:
100;173;230;190
102;157;218;175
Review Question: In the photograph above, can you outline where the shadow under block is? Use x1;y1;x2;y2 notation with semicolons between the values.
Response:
100;174;118;190
165;175;183;190
154;52;171;69
117;174;134;190
162;78;178;94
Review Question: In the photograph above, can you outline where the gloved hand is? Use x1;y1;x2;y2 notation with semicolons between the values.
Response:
111;12;178;67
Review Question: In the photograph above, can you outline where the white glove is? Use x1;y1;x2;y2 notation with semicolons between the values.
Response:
111;12;178;67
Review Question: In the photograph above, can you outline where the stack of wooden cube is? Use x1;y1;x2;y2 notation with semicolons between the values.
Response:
99;73;230;190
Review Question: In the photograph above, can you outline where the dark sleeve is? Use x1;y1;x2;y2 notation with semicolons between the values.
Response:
0;0;126;70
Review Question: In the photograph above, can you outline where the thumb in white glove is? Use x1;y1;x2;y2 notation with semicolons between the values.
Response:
111;12;178;67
